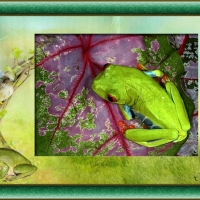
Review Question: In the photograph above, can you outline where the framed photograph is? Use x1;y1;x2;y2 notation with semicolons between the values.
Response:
0;1;199;199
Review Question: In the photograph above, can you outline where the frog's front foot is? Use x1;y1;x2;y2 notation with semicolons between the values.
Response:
118;120;135;135
161;74;170;85
137;63;148;71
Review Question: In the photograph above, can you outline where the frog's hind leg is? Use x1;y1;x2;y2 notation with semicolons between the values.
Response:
6;164;37;182
163;78;190;142
125;128;179;147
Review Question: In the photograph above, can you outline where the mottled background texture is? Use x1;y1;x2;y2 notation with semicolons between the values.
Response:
0;16;199;184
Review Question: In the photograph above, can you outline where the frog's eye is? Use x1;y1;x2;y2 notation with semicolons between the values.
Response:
107;94;117;102
103;63;111;70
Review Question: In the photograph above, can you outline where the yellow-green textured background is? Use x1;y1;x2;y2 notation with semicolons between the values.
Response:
0;16;199;184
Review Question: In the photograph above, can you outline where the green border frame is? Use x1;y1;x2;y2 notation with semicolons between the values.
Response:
0;1;200;15
1;186;200;199
0;1;199;199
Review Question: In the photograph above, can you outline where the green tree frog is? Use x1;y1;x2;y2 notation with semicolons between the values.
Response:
92;64;191;147
0;148;37;182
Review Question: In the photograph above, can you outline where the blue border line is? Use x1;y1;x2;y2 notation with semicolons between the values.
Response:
0;2;200;15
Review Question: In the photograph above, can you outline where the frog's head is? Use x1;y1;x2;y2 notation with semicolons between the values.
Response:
92;63;132;105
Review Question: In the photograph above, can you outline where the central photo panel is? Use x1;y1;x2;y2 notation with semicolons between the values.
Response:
35;34;198;156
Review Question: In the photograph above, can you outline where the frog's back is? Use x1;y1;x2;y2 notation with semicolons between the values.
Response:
0;148;31;167
119;66;171;101
118;66;181;129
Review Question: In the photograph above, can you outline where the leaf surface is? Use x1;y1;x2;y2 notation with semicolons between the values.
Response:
35;34;197;156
